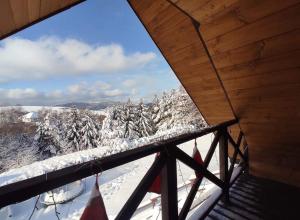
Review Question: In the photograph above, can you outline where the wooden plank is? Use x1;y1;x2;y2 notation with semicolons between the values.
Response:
0;0;16;36
170;0;210;13
211;29;300;69
9;0;29;29
200;0;300;40
206;4;300;54
218;49;300;82
40;0;62;18
28;0;41;23
1;0;84;40
180;0;239;24
222;68;300;91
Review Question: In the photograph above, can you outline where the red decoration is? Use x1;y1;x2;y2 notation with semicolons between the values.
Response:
148;153;161;194
193;143;204;179
80;175;108;220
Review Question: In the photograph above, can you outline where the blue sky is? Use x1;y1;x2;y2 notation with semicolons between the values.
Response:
0;0;179;105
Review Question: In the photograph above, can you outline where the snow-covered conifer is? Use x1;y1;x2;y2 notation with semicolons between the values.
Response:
79;114;99;150
64;108;82;153
35;113;61;159
123;99;139;139
136;99;155;137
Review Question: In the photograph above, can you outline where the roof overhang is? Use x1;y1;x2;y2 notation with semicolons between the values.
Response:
129;0;300;187
0;0;85;40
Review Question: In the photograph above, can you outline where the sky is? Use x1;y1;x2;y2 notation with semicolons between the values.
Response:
0;0;180;106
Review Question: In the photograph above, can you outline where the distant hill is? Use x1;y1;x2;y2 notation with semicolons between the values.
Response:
57;101;122;110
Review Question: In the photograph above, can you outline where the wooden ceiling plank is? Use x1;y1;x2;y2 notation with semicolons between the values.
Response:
200;0;300;40
40;0;62;18
9;0;30;29
1;0;83;40
206;4;300;55
218;49;300;81
190;0;239;23
211;29;300;70
170;0;210;14
0;0;16;36
222;64;300;89
28;0;41;23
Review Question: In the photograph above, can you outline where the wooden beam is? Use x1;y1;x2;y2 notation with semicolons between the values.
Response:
227;132;247;162
161;149;178;220
219;128;229;203
172;147;224;189
0;0;86;40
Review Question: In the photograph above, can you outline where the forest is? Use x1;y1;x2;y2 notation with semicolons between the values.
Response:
0;87;206;173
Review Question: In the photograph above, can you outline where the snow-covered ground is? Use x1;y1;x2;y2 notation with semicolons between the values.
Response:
0;106;68;112
0;106;107;116
0;134;219;220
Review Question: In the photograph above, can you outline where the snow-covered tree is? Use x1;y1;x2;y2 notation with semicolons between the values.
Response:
136;99;155;137
35;114;61;159
170;86;206;129
123;99;139;139
64;109;82;153
79;114;99;150
153;91;173;131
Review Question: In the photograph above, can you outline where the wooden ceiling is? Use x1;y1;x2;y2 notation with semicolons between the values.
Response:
129;0;300;187
0;0;84;40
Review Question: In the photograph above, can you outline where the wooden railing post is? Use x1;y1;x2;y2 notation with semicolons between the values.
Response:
219;128;229;203
161;148;178;220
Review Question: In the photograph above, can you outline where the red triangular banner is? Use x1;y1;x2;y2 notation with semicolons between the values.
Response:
193;145;204;179
80;176;108;220
148;153;161;194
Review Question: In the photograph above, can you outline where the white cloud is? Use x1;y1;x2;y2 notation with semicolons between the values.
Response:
0;81;128;105
0;37;156;83
1;88;39;99
104;89;123;97
122;79;137;87
94;81;111;90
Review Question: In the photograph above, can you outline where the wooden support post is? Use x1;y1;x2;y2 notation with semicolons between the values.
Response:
161;149;178;220
219;128;229;203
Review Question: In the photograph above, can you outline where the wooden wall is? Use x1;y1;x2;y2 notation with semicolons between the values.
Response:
129;0;300;186
0;0;84;40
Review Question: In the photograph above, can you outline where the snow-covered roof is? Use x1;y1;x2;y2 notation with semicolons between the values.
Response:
22;112;38;119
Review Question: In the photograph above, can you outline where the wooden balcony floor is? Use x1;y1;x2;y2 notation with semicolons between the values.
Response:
206;173;300;220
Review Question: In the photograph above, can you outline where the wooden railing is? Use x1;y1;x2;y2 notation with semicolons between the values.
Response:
0;119;248;219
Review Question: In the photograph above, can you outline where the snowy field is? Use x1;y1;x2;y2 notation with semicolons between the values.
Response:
0;106;68;112
0;106;107;115
0;133;219;220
